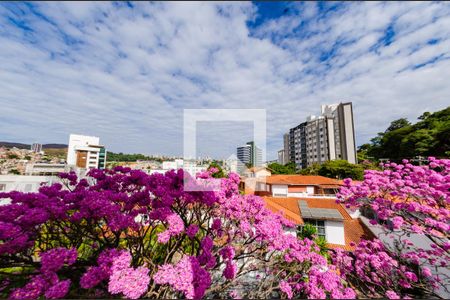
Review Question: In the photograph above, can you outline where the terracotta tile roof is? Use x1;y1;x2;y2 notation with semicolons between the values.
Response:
264;199;303;224
342;218;375;250
263;196;374;251
264;197;352;222
261;175;343;186
319;184;342;189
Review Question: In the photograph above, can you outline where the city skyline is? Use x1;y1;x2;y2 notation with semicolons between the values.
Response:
1;2;450;160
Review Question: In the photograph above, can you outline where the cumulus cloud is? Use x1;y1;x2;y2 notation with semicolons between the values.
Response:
0;1;449;159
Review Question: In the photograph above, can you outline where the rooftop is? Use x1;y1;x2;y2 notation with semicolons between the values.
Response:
263;196;374;251
259;175;343;186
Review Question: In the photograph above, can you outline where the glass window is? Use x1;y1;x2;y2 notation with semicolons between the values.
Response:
304;219;326;238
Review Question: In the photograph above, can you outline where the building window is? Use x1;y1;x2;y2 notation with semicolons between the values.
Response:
0;184;5;191
273;193;287;197
304;219;326;238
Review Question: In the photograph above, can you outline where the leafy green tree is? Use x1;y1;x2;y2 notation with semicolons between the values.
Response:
298;163;320;175
7;154;19;159
267;162;296;174
364;106;450;160
385;118;411;132
317;160;364;180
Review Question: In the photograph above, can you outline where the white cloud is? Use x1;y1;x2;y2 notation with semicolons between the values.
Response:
0;2;449;159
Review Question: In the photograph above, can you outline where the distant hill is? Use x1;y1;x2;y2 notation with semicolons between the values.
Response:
0;141;67;150
42;144;67;149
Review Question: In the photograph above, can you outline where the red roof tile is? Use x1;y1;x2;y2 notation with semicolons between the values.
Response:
261;175;343;186
263;196;374;251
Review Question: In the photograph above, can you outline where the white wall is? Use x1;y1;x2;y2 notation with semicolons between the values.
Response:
325;220;345;245
67;134;100;165
288;192;308;197
343;104;356;164
0;175;61;205
285;227;297;237
347;208;361;219
306;186;315;195
162;161;177;170
272;184;288;197
327;118;336;160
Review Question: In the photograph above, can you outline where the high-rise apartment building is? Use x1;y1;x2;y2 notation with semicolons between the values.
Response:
282;133;290;165
30;143;42;153
67;134;107;169
277;149;285;165
237;141;262;174
285;102;357;169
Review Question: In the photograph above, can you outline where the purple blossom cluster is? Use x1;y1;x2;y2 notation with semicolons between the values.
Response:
338;157;449;238
107;251;150;299
80;248;122;289
1;159;446;299
336;157;450;298
157;213;185;243
153;255;211;299
9;248;77;299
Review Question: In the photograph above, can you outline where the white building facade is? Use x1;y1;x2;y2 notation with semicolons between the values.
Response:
67;134;106;169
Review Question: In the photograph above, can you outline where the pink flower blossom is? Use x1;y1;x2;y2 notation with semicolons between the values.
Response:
385;290;400;299
153;256;211;299
186;224;199;238
223;261;237;280
279;280;293;299
107;251;150;299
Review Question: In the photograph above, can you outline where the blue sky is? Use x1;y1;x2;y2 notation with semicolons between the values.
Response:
0;2;449;160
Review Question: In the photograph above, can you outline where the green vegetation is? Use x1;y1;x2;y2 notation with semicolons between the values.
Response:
43;148;67;159
297;223;328;257
268;160;369;180
267;162;296;174
297;223;317;239
207;161;226;178
106;151;163;162
7;154;18;159
9;169;20;175
298;160;367;180
360;106;450;160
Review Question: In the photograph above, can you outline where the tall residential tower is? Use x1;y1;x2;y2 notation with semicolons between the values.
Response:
285;102;357;169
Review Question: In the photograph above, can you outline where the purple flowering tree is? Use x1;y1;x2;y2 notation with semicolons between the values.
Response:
335;157;450;299
0;167;353;299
